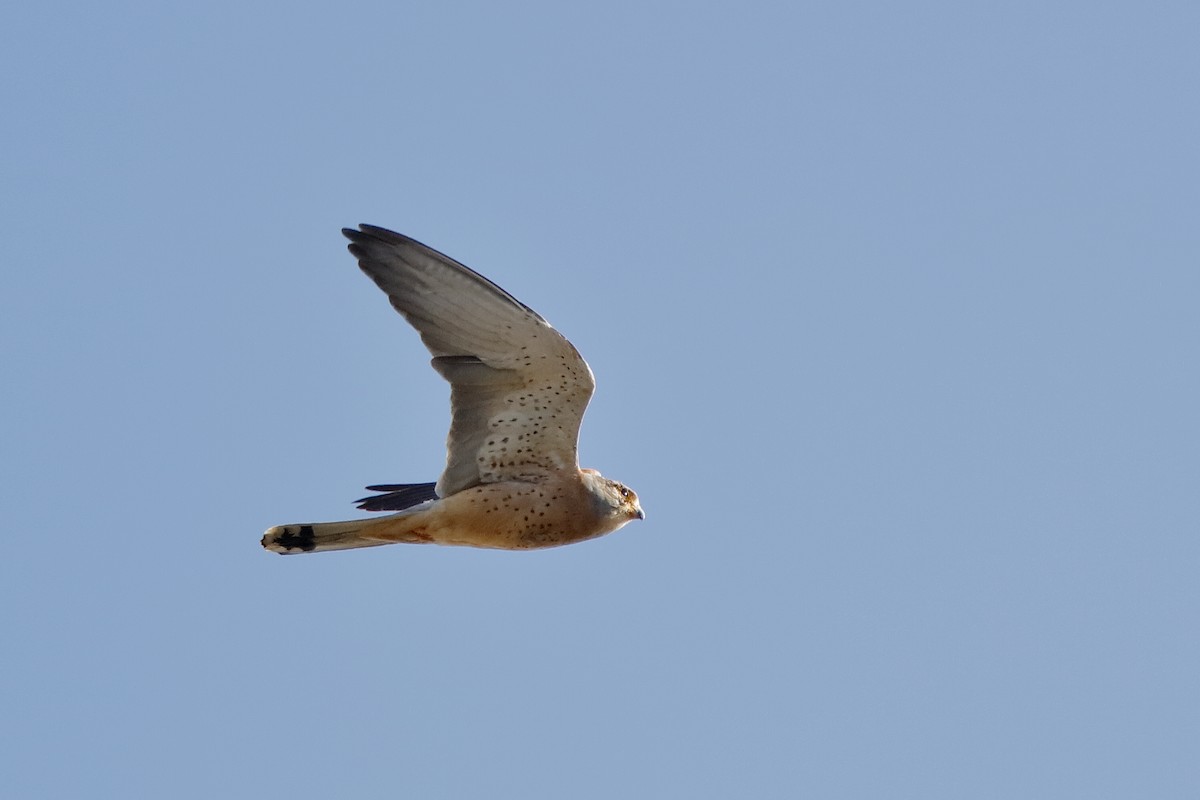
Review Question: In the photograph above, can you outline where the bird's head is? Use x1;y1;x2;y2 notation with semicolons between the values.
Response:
581;469;645;532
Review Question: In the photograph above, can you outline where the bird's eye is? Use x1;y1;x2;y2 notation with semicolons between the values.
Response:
619;486;630;498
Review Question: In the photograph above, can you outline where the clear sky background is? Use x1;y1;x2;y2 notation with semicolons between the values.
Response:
2;2;1196;797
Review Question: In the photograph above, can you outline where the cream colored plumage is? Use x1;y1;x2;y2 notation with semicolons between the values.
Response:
262;225;643;555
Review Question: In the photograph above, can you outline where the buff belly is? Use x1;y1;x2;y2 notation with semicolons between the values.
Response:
363;481;602;550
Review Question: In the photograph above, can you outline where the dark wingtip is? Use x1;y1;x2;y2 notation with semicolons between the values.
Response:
354;481;439;512
343;225;419;258
344;223;407;243
342;225;371;247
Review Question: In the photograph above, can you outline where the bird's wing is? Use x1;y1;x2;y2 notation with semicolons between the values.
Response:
343;225;596;497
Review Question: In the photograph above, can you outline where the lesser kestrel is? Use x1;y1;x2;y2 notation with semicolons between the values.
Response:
262;225;644;555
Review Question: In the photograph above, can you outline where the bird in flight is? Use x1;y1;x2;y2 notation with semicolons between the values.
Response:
262;225;644;555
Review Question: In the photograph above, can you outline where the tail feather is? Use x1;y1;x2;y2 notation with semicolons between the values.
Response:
262;518;391;555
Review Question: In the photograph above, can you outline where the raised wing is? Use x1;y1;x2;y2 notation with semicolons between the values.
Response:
343;225;596;497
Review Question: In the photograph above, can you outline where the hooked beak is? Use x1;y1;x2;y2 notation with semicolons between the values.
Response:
634;507;646;521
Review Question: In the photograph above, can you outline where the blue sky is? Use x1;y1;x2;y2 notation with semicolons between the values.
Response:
2;1;1197;797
